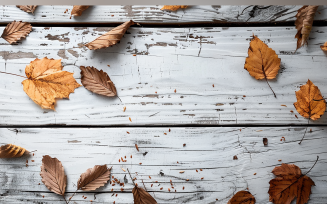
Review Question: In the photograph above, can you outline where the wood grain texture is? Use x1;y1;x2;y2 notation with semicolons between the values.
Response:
0;26;327;126
0;127;326;203
0;5;327;24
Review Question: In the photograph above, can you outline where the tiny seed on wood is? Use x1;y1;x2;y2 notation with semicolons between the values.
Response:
233;155;238;160
123;106;126;112
254;173;257;175
160;187;163;190
179;171;185;173
183;143;186;147
129;117;132;122
135;144;139;151
127;131;130;134
174;89;176;93
200;169;203;171
278;160;282;162
201;177;204;180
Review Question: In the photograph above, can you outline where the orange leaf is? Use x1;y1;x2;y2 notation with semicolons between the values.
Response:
161;5;188;11
227;191;255;204
244;35;281;97
0;144;29;158
294;79;326;120
268;163;315;204
320;42;327;51
22;57;81;110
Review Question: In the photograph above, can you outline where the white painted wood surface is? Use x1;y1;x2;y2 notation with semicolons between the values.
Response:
0;127;326;203
1;26;327;126
1;5;327;24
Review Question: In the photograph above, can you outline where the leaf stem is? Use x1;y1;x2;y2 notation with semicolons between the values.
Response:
62;194;69;204
0;71;27;78
66;190;78;204
127;168;136;186
258;48;277;98
299;118;310;144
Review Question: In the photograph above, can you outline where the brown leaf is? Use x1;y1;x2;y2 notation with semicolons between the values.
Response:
85;20;135;50
294;79;326;120
1;21;32;44
268;163;315;204
80;66;117;97
0;144;29;158
320;42;327;51
295;6;319;50
77;165;111;191
244;35;281;97
132;186;157;204
227;191;256;204
71;5;90;16
161;5;188;11
22;57;81;110
40;155;67;196
16;5;37;14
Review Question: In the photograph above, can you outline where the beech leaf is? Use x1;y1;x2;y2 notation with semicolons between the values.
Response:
1;21;32;44
40;155;67;196
16;5;38;14
132;186;157;204
294;79;326;120
71;5;90;16
85;20;135;50
80;66;117;97
227;191;256;204
244;35;281;97
0;144;29;158
161;5;188;11
268;163;315;204
22;57;81;110
320;42;327;51
77;165;111;191
295;6;319;50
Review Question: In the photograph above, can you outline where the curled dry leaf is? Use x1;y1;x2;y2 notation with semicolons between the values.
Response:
22;57;81;110
77;165;111;191
1;21;32;44
161;5;188;11
227;191;256;204
244;35;281;98
16;5;37;14
268;163;315;204
71;5;90;16
80;66;117;97
295;6;319;50
40;155;67;196
132;186;157;204
85;20;135;50
0;144;29;158
320;42;327;51
294;79;326;120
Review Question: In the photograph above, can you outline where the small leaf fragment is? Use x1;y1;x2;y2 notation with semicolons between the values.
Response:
161;5;188;11
132;185;157;204
71;5;90;16
16;5;37;14
320;42;327;51
0;144;29;158
227;191;255;204
1;21;32;44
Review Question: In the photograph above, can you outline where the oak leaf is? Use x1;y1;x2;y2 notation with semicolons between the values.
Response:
77;165;111;191
320;42;327;51
85;20;135;50
268;163;315;204
161;5;188;11
80;66;117;97
71;5;90;16
40;155;67;196
227;191;256;204
0;144;29;158
244;35;281;97
22;57;81;110
294;79;326;120
1;21;32;44
16;5;37;14
132;185;157;204
295;6;319;50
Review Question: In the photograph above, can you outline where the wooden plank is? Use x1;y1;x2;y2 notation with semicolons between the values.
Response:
0;127;326;203
0;26;327;126
1;5;327;24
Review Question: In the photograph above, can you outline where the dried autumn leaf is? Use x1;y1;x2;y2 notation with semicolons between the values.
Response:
22;57;81;110
132;186;157;204
320;42;327;51
1;21;32;44
268;163;315;204
71;5;90;16
295;6;319;50
40;155;67;196
227;191;256;204
85;20;135;50
161;5;188;11
77;165;111;191
294;79;326;120
16;5;37;14
244;35;281;98
80;66;117;97
0;144;29;158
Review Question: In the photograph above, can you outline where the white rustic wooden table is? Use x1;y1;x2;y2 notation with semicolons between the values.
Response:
0;5;327;204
